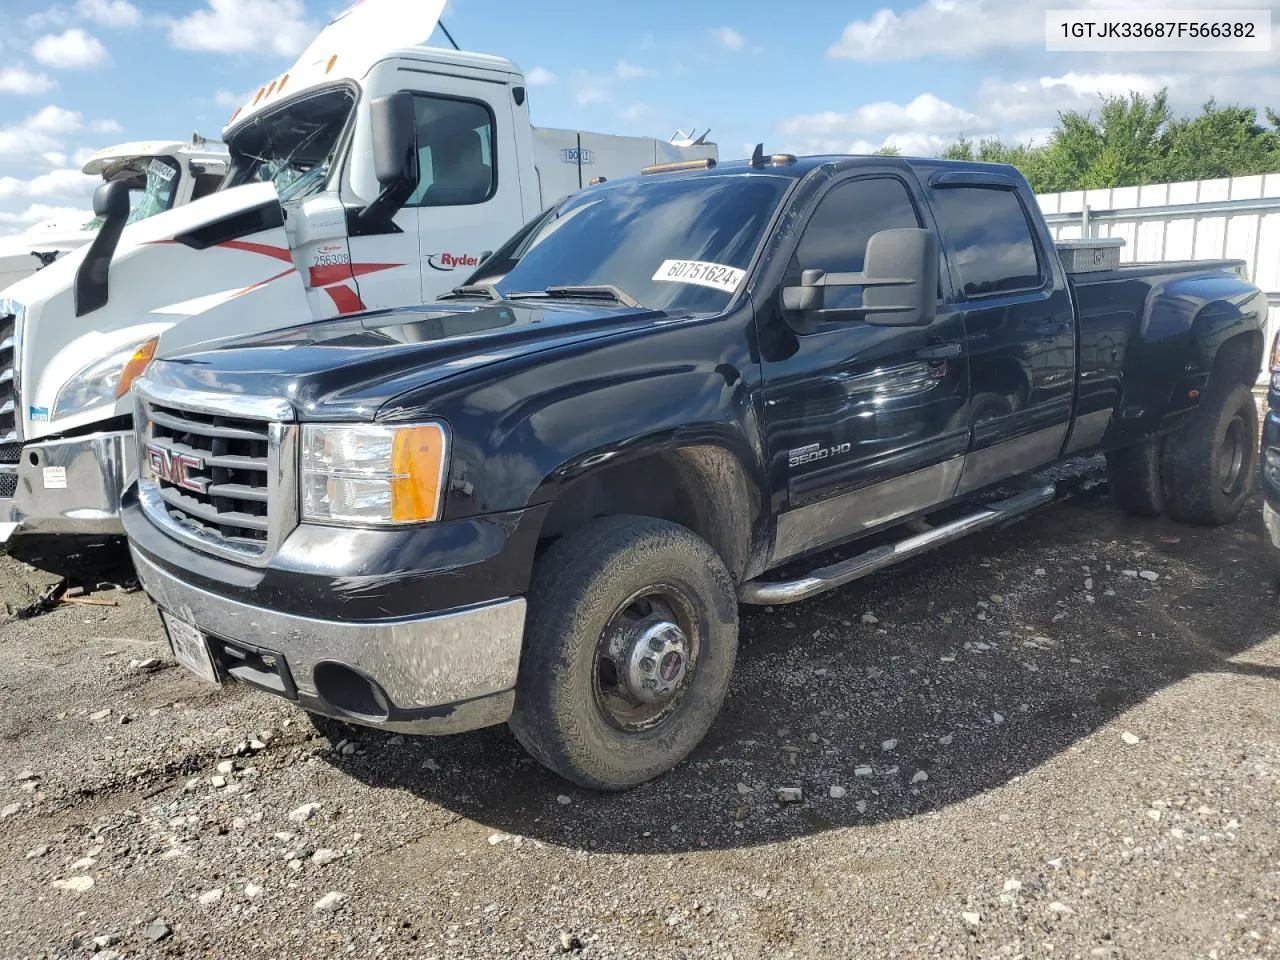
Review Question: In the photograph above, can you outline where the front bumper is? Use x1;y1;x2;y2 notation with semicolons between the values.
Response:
0;429;134;543
130;544;528;735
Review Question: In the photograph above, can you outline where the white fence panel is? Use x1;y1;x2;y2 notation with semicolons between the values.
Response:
1038;173;1280;383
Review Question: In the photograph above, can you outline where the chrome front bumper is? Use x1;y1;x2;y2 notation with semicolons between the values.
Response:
0;430;135;542
129;546;527;736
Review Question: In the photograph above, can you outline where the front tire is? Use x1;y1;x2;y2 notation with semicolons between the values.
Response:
1162;382;1258;526
509;515;739;790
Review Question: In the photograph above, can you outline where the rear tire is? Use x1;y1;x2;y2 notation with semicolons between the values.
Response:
509;515;739;791
1162;382;1258;526
1105;437;1166;517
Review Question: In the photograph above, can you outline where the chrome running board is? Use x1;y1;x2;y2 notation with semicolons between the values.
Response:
739;483;1056;605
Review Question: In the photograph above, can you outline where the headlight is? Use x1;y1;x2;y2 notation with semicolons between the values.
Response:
52;337;158;419
301;422;449;525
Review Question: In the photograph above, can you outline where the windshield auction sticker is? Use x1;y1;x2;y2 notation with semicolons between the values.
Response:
652;259;746;293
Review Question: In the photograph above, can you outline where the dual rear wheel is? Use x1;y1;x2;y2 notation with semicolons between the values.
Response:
1107;382;1257;526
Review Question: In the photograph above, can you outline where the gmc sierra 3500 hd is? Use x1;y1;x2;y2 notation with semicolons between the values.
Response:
123;151;1266;790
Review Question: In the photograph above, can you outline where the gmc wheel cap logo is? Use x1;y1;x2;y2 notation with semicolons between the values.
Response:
147;443;209;494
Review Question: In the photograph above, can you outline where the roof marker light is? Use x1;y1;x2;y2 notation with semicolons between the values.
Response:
325;54;338;74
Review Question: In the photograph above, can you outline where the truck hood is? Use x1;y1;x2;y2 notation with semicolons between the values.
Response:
147;299;678;420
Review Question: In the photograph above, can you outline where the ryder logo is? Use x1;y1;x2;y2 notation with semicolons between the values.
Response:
426;252;480;272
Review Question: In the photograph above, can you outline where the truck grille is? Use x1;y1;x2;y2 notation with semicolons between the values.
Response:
0;311;15;454
148;403;272;544
136;384;297;566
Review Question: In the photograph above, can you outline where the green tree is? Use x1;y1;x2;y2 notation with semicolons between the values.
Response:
871;145;901;156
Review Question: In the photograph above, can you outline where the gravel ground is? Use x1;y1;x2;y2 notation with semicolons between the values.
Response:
1;472;1278;959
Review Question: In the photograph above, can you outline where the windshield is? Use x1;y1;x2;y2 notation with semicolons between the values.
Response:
492;174;792;316
226;87;356;202
82;156;182;231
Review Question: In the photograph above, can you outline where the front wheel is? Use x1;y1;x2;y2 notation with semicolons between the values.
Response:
1162;382;1258;526
509;515;739;790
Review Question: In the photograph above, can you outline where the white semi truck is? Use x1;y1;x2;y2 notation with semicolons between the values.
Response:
0;137;230;291
0;0;716;541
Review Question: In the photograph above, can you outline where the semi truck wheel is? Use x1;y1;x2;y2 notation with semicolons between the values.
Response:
1105;437;1166;517
509;515;739;790
1161;382;1258;526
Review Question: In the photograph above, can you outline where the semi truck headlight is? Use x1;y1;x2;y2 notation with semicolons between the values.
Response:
52;337;159;419
301;422;449;525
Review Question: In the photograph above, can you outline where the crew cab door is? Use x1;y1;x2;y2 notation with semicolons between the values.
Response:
926;175;1076;493
759;169;971;564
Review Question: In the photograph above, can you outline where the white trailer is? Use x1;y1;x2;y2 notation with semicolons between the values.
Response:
0;0;716;541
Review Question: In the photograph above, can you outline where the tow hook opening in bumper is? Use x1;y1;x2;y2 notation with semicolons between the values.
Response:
313;661;392;723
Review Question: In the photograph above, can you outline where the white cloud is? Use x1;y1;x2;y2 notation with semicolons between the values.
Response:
91;118;122;134
213;88;249;108
0;65;56;95
711;26;744;51
778;93;988;138
43;151;68;167
76;0;141;28
33;29;109;69
525;66;555;86
71;146;97;167
0;168;98;201
0;203;93;234
575;85;606;106
24;8;73;31
0;106;82;157
621;102;651;121
616;60;653;79
168;0;315;57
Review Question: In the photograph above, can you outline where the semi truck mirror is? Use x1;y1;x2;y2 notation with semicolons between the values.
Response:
782;229;937;327
361;91;420;229
75;180;132;317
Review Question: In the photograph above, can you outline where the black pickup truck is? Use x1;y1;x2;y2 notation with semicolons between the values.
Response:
122;152;1267;790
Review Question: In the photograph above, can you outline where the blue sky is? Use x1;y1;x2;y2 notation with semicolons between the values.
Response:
0;0;1277;233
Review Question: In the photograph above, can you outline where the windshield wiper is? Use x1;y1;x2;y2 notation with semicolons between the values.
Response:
439;283;503;302
541;284;643;308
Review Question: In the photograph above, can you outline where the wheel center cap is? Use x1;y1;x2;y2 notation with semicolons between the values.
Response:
623;621;690;705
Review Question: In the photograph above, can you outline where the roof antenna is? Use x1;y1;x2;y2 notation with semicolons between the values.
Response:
438;21;460;50
750;142;765;167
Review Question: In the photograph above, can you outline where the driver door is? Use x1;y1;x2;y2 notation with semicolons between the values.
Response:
759;170;970;563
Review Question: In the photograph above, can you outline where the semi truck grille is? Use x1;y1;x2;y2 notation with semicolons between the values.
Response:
0;311;15;451
135;384;297;566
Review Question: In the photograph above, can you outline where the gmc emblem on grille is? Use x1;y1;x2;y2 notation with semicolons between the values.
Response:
146;443;209;494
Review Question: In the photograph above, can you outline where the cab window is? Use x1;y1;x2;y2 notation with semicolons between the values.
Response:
406;95;496;207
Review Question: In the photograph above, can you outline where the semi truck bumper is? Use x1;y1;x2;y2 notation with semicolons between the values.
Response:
0;429;134;543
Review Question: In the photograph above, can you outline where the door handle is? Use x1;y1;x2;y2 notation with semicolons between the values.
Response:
1035;320;1070;341
917;342;962;361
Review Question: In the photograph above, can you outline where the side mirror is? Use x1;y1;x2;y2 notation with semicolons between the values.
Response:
361;91;419;227
781;228;938;327
76;180;132;317
92;179;130;220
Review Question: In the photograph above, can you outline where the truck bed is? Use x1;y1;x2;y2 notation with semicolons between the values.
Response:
1068;258;1246;287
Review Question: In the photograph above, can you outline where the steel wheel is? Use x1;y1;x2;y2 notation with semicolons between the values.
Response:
592;583;700;732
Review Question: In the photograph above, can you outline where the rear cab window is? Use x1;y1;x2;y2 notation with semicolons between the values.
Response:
930;186;1043;298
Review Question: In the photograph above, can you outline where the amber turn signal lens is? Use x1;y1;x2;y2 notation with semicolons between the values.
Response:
390;424;449;523
116;338;158;398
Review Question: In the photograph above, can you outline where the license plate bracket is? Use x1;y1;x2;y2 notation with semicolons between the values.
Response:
162;611;220;685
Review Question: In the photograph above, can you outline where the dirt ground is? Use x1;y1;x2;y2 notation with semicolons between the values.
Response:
0;467;1278;959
